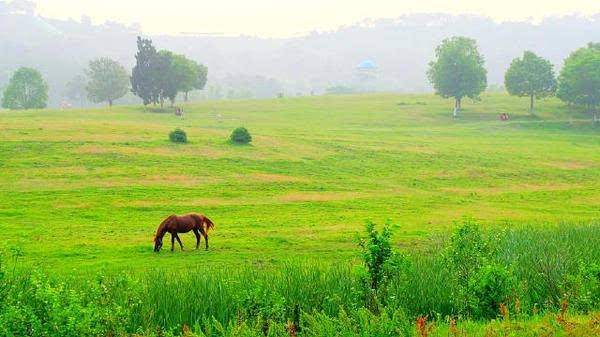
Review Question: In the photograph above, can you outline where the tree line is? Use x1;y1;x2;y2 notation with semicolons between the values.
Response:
1;36;208;110
1;36;599;123
428;37;600;122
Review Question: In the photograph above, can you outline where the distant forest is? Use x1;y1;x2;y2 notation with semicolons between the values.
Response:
1;0;599;106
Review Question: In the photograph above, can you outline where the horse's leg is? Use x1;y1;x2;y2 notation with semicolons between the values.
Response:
193;229;201;250
171;233;175;252
174;233;184;251
203;232;209;250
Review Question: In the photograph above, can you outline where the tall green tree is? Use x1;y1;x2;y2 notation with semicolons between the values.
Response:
504;51;557;112
130;37;207;107
1;67;48;110
558;43;600;123
194;62;208;93
156;50;179;107
164;54;208;103
131;36;159;106
64;74;88;107
85;58;129;107
427;37;487;117
171;54;198;102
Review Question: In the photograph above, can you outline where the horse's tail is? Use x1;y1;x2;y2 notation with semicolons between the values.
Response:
190;214;214;232
203;216;215;232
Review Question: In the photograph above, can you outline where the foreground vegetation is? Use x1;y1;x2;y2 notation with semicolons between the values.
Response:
1;223;598;336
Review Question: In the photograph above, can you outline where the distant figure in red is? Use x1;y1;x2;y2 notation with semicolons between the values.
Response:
175;107;184;117
500;113;509;121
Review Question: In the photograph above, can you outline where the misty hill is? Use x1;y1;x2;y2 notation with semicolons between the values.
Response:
1;0;599;106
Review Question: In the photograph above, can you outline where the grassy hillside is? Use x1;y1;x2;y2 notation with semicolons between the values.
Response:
0;93;599;273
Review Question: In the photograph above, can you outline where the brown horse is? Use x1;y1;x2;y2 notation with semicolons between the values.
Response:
153;213;215;252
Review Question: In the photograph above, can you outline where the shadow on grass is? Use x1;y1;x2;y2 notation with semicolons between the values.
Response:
136;106;176;114
226;140;253;147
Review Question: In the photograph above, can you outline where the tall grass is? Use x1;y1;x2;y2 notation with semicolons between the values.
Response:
133;262;357;330
386;223;600;318
0;223;598;336
496;224;600;312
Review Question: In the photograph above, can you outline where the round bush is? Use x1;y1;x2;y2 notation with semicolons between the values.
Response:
470;264;515;319
169;128;187;143
230;127;252;144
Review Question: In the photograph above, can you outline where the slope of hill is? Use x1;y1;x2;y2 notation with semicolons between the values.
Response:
0;93;598;272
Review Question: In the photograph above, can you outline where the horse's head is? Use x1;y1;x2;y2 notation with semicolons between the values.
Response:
154;215;174;252
154;235;163;252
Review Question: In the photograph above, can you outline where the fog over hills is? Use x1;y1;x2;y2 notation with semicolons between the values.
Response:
1;0;599;106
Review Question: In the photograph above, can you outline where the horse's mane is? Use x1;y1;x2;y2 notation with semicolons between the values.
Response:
155;215;174;240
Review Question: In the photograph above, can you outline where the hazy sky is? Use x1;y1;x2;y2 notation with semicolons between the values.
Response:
34;0;600;37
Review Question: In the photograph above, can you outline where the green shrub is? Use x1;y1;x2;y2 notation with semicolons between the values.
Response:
568;262;600;312
230;127;252;144
444;221;493;315
358;222;396;292
0;273;129;337
445;221;490;286
169;128;187;143
469;264;515;319
357;222;407;311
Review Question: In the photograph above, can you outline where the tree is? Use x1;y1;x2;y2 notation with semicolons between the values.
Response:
64;74;88;107
194;62;208;93
85;58;129;107
166;54;208;103
131;36;206;107
557;43;600;123
171;54;199;102
1;67;48;110
156;50;179;107
156;51;207;106
505;51;557;112
427;37;487;117
131;36;159;106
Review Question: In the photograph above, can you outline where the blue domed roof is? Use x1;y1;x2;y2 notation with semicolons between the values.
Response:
357;59;377;70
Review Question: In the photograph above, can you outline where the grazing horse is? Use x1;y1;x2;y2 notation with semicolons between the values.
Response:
153;213;215;252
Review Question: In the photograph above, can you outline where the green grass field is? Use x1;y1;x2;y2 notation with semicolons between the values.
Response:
1;93;599;336
0;93;599;273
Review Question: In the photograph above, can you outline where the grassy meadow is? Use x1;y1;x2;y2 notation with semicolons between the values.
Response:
0;92;598;272
0;93;599;336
